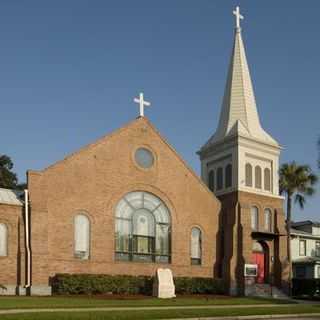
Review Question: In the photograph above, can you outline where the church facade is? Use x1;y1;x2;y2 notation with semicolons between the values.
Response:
0;7;289;296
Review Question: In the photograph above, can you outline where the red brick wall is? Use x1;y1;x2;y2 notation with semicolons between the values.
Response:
28;118;220;286
0;203;23;287
217;191;289;294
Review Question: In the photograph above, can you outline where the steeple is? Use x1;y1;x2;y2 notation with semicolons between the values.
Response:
202;7;279;151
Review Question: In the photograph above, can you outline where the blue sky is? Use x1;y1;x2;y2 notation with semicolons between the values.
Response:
0;1;319;220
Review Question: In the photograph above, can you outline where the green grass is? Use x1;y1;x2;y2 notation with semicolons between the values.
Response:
0;296;294;310
0;305;319;320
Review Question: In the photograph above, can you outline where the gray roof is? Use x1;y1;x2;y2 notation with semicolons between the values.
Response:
292;220;320;228
0;188;24;206
290;228;311;236
293;257;320;265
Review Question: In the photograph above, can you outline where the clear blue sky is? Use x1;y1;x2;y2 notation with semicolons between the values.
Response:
1;1;319;221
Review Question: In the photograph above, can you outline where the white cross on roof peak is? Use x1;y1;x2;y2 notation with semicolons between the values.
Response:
233;6;244;31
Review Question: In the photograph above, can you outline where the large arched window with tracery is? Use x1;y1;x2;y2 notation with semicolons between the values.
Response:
115;191;171;263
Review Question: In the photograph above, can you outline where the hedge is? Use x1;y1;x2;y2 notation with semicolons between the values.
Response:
292;278;320;297
50;274;225;295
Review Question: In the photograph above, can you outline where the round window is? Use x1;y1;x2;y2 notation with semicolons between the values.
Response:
135;148;154;169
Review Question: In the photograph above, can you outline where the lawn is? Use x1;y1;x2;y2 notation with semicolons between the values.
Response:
0;305;319;320
0;295;294;310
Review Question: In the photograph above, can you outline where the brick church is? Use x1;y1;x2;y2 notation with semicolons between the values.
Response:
0;7;289;296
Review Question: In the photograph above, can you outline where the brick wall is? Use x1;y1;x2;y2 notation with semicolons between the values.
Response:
28;117;220;286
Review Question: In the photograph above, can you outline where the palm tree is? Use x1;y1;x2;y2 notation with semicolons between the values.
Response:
279;162;318;293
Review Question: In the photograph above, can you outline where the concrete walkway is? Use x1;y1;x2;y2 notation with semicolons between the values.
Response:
0;304;308;315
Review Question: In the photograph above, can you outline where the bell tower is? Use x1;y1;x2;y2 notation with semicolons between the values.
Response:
198;7;289;296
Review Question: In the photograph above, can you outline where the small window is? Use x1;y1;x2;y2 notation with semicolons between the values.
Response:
251;206;259;231
191;227;202;265
299;240;306;256
255;166;262;189
74;214;90;260
0;223;8;257
245;163;252;187
264;168;271;191
217;167;223;191
316;241;320;257
264;209;272;232
225;164;232;188
208;170;214;192
135;148;154;169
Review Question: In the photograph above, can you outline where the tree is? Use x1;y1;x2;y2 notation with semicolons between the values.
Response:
0;155;18;189
279;162;318;293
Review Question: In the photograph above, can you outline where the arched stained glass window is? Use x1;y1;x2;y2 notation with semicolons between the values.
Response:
225;164;232;188
245;163;253;187
255;166;262;189
264;168;271;191
208;170;214;192
217;167;223;191
115;191;171;263
251;206;259;231
0;223;8;257
264;208;272;232
74;214;90;260
191;227;202;265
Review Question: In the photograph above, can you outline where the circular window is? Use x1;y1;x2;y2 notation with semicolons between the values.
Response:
135;148;154;169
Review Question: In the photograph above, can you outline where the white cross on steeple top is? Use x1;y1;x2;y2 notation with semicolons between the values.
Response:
233;6;244;31
134;92;151;117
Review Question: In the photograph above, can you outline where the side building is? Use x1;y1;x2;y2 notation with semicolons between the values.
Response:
291;220;320;279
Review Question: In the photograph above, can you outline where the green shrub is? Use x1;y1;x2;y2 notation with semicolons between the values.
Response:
51;274;225;296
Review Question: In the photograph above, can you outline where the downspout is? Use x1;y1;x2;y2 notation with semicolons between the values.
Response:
24;189;31;288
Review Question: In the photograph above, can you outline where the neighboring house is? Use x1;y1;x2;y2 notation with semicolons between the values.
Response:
291;221;320;279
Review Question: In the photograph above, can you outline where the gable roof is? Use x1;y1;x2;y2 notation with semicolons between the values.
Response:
37;117;220;204
0;188;24;206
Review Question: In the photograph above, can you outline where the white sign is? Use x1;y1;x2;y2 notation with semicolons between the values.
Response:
244;264;257;277
153;268;176;299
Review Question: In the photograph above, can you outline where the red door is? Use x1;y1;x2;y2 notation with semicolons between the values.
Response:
252;252;265;283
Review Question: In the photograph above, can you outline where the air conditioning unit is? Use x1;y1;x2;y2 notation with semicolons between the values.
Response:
244;264;258;277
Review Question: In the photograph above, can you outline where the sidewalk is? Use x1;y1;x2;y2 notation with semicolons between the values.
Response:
0;304;304;315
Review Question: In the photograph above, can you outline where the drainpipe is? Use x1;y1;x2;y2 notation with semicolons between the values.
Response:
24;189;31;288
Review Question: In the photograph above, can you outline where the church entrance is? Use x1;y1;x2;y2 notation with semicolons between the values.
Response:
252;241;269;284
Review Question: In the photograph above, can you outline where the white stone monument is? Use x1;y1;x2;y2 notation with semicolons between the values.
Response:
153;268;176;299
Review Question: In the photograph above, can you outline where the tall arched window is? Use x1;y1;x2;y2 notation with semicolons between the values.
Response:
0;223;8;257
115;191;171;263
255;166;262;189
191;227;202;265
251;206;259;230
74;214;90;260
217;167;223;190
264;168;271;191
264;208;272;232
245;163;253;187
225;164;232;188
208;170;215;192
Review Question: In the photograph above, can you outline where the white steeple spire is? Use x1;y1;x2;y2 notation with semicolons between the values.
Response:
202;6;279;150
